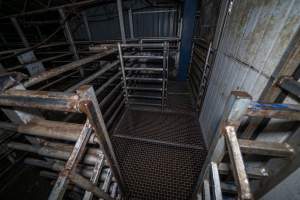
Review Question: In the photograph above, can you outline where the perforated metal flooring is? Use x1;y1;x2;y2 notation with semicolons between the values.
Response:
112;109;207;200
114;110;204;148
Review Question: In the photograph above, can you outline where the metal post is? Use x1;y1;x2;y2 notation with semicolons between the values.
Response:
177;0;198;80
82;11;92;41
225;126;252;199
197;42;212;109
11;17;45;75
59;8;84;76
23;49;116;88
82;152;105;200
116;0;126;43
11;17;30;48
118;43;129;103
69;173;113;200
211;162;222;200
48;120;92;200
192;91;252;199
128;9;134;39
77;86;126;193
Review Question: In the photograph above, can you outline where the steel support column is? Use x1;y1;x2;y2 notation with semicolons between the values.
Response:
11;17;45;75
177;0;198;80
116;0;126;43
82;11;92;41
128;9;134;39
59;8;84;76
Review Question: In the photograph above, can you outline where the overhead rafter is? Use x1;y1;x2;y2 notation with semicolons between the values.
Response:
0;0;105;20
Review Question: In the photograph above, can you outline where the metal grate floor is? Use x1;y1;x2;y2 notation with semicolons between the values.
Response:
114;109;204;148
112;109;207;200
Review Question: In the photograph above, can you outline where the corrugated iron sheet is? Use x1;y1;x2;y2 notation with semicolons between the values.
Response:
200;0;300;146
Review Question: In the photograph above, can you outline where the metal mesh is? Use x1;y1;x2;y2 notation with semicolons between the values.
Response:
111;80;206;200
114;110;204;147
165;94;195;114
112;109;207;200
112;137;206;200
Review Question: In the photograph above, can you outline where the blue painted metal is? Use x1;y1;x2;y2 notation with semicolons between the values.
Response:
177;0;198;80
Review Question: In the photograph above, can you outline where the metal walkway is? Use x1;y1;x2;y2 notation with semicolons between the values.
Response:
111;82;207;200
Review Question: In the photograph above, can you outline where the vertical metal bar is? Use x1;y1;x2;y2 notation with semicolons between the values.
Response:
192;92;252;200
0;63;5;73
118;43;129;103
78;86;126;193
59;9;79;60
59;8;84;76
82;153;105;200
197;42;212;108
169;11;174;37
49;120;92;200
11;17;30;48
162;42;167;110
116;0;126;43
203;179;211;200
225;126;252;200
211;162;223;200
158;13;161;37
128;9;134;39
69;173;113;200
102;169;112;192
82;11;92;41
11;17;45;75
177;0;198;80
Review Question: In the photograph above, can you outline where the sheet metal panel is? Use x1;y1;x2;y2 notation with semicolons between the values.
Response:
200;0;300;146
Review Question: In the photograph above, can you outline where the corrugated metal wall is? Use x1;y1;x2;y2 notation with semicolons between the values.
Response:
132;10;179;38
74;3;179;41
200;0;300;146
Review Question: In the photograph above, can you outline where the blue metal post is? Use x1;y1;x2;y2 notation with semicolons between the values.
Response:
177;0;198;80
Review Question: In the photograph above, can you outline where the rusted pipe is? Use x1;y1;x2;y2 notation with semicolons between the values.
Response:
24;158;109;181
7;142;99;165
23;49;116;88
0;119;99;144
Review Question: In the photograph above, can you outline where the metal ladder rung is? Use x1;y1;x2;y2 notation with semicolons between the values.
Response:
125;77;163;82
218;162;269;179
238;139;294;157
128;94;162;100
123;55;164;59
127;86;162;91
127;101;162;107
124;67;164;71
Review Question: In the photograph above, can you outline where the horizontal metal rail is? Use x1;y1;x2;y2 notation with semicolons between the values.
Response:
7;53;72;72
128;94;162;100
125;77;163;82
100;82;122;108
247;102;300;120
127;86;162;91
95;72;122;95
0;85;125;195
23;49;117;87
278;77;300;99
123;55;164;59
238;139;294;157
66;60;119;92
124;67;163;71
107;99;125;128
119;43;165;48
0;119;99;144
8;142;99;165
